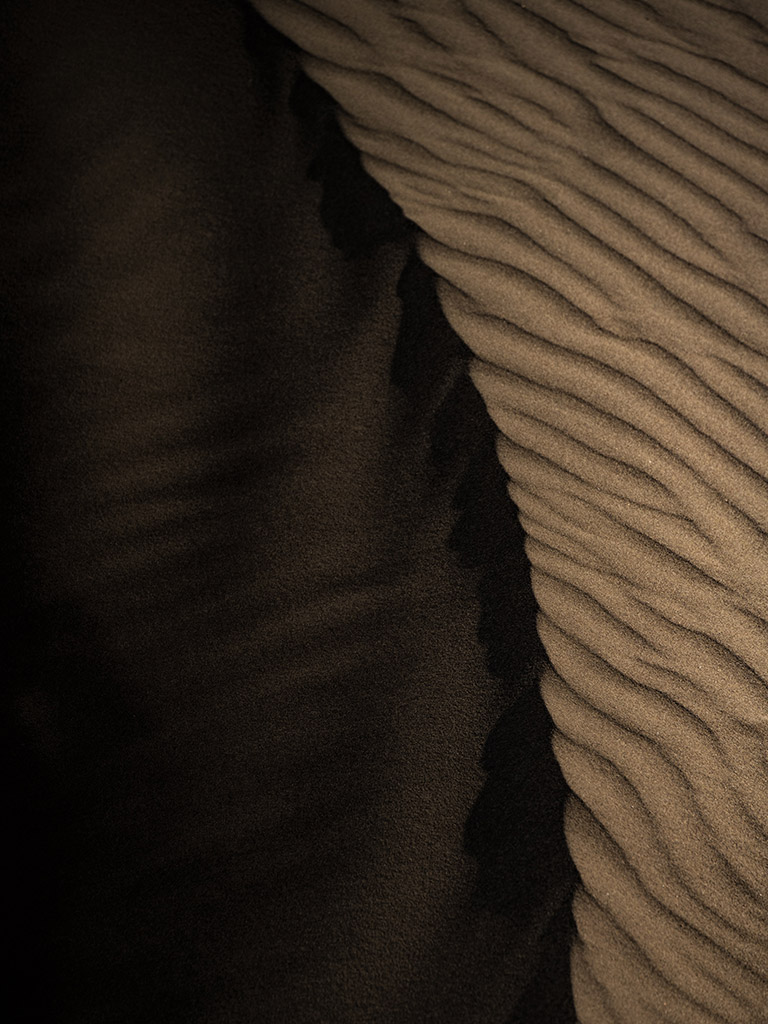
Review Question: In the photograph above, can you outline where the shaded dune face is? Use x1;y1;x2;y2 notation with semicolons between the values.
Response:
252;2;768;1021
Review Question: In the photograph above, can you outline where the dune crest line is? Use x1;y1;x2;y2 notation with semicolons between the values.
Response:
253;2;768;1019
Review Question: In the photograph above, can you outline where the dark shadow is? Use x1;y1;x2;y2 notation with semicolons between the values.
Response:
288;71;415;259
395;251;578;1024
286;59;577;1021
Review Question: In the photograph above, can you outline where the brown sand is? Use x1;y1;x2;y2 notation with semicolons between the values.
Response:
254;2;768;1019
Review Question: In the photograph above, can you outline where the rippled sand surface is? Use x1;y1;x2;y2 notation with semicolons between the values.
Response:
253;2;768;1020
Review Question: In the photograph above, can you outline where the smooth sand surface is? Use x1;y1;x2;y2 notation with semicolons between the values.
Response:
4;4;574;1020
